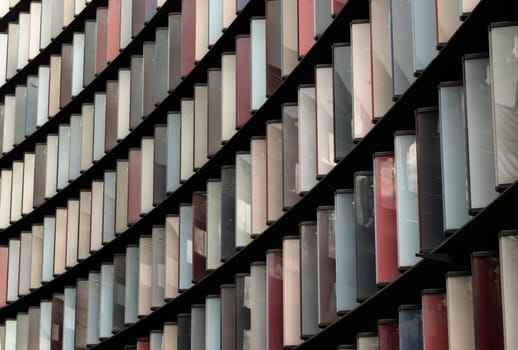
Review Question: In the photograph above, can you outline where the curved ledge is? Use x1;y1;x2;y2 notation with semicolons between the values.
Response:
0;0;30;32
0;0;107;168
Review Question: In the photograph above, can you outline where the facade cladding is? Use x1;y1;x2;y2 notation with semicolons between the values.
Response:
0;0;517;349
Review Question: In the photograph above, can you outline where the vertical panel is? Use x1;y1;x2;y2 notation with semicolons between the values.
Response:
140;137;154;215
206;180;222;271
315;65;335;177
281;0;297;77
25;76;38;137
221;285;236;350
65;199;79;269
0;246;8;307
298;0;314;57
351;21;373;140
236;35;251;128
63;287;76;350
415;108;444;251
29;3;41;60
51;294;64;349
90;181;104;253
314;0;331;39
411;0;437;75
0;34;6;84
177;314;191;350
30;225;43;290
235;153;252;248
75;279;89;350
125;245;139;325
499;231;518;350
10;161;23;223
181;0;196;77
5;319;16;350
250;263;267;350
222;0;236;29
370;0;394;118
471;252;504;349
107;0;121;64
332;44;353;161
208;0;223;46
194;84;209;170
179;204;194;292
251;137;267;236
195;0;209;62
489;24;518;189
130;55;144;130
34;67;49;129
153;125;167;205
282;237;301;347
266;0;282;95
398;305;423;349
105;80;119;153
266;250;283;350
48;55;61;117
2;95;15;154
120;0;133;49
155;28;169;105
220;166;236;261
112;254;126;333
50;0;63;39
115;160;129;235
40;300;52;350
463;54;497;211
95;8;108;75
18;232;32;296
266;121;283;223
0;170;12;229
118;69;131;140
72;33;85;97
206;296;221;350
151;226;166;309
22;153;35;216
142;42;156;117
300;222;319;337
14;86;27;147
192;193;207;283
373;153;399;286
180;99;194;182
435;0;462;47
165;215;179;301
438;82;470;232
317;206;337;326
77;190;91;261
57;125;70;191
377;319;399;350
80;104;94;172
6;23;18;80
446;272;475;349
33;143;47;208
59;44;74;109
221;53;237;142
461;0;479;17
127;149;142;225
99;263;114;339
251;18;267;111
93;93;107;162
138;236;152;318
168;13;182;92
103;171;116;244
86;272;100;347
207;69;222;157
422;289;448;350
83;20;96;87
166;113;181;193
163;323;178;350
7;239;19;303
53;208;67;276
132;0;145;37
390;0;415;97
298;86;318;193
28;307;40;350
357;333;379;349
40;0;52;50
236;273;251;350
334;191;359;314
15;312;28;350
394;132;420;270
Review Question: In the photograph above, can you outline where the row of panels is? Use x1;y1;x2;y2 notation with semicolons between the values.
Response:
0;226;516;350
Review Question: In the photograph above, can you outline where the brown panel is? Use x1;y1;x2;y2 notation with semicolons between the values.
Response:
181;0;196;78
168;13;182;91
165;215;179;301
53;208;67;276
77;190;92;261
207;69;222;158
138;235;152;318
107;0;121;64
142;42;156;117
51;294;64;350
95;8;108;75
221;284;236;350
192;192;207;283
28;307;40;349
60;44;73;109
127;149;142;225
75;279;89;350
236;35;251;128
266;0;282;96
105;80;119;152
33;143;47;208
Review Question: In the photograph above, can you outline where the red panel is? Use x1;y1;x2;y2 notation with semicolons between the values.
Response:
332;0;347;16
422;290;448;350
127;149;142;225
221;285;237;350
192;192;207;282
0;247;7;307
95;8;108;75
267;250;283;350
236;35;251;128
104;80;118;153
378;321;399;350
297;0;315;57
107;0;121;64
472;253;504;350
374;153;399;285
181;0;196;77
136;338;150;350
266;0;282;96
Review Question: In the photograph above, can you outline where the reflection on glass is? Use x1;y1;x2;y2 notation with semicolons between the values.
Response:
90;181;104;253
357;332;379;350
282;104;299;209
138;236;152;318
332;44;353;161
99;263;114;339
300;222;319;338
155;29;169;106
411;0;437;75
168;13;182;92
282;236;301;347
236;35;251;128
281;0;298;77
373;153;399;286
221;166;236;261
179;204;194;292
86;271;101;346
435;0;462;47
236;153;252;248
313;0;331;39
422;289;448;350
31;225;43;290
221;53;237;143
128;149;142;225
499;231;518;349
140;137;154;215
298;0;315;57
317;206;337;326
151;226;166;309
354;172;377;301
125;245;139;324
250;262;267;350
118;69;131;141
489;24;518;188
195;0;209;62
298;85;318;193
463;54;497;211
103;171;116;244
251;137;267;236
206;295;221;350
194;84;209;170
316;65;336;177
112;254;125;333
180;99;194;182
166;113;181;194
143;43;156;117
115;160;129;235
394;132;420;270
54;208;67;276
251;18;267;111
351;21;373;140
19;232;32;296
390;0;415;98
266;121;283;223
10;161;23;223
162;322;178;350
165;215;180;301
42;216;55;283
192;193;207;282
221;284;236;350
267;0;282;95
130;56;144;130
415;108;444;251
438;83;470;232
208;69;223;158
83;21;96;87
95;8;108;75
446;272;475;349
209;0;223;46
182;0;196;77
236;273;251;350
266;250;283;349
206;180;222;271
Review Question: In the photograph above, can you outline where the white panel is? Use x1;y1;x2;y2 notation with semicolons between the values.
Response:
90;181;104;252
69;114;82;181
81;104;94;172
99;264;114;339
194;85;208;169
93;93;106;162
208;0;223;46
195;0;209;61
180;99;194;182
250;18;266;111
65;199;79;268
72;33;85;97
221;53;236;142
29;3;42;61
0;170;12;229
40;0;52;50
140;137;154;214
7;239;20;303
63;287;76;350
17;13;30;70
36;66;50;127
315;65;335;177
0;34;7;84
10;161;23;223
120;0;133;49
118;69;131;140
41;216;55;283
2;96;15;154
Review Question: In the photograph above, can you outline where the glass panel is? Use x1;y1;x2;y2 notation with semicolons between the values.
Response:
236;273;251;350
191;305;206;350
499;231;518;349
138;236;152;317
206;180;222;271
220;166;236;261
208;69;222;157
165;216;179;300
166;113;181;193
235;153;252;248
42;216;55;284
118;69;131;141
72;33;85;97
300;222;319;337
298;0;314;57
115;160;129;235
411;0;436;75
99;263;114;339
206;296;221;350
266;122;283;223
128;149;142;225
194;84;209;170
282;237;301;347
266;250;283;349
83;20;96;87
281;0;298;77
250;263;267;349
446;272;475;349
221;285;236;350
282;104;299;209
195;0;209;62
398;306;423;350
86;272;101;346
125;245;139;324
422;289;448;350
57;125;70;191
180;99;194;182
154;125;167;205
90;181;104;252
143;43;156;117
112;254;125;333
251;18;267;111
103;171;116;244
78;191;91;261
140;137;154;215
236;35;251;128
221;53;237;142
107;0;121;64
182;0;196;77
168;13;182;92
390;0;415;97
377;320;399;350
66;200;79;268
298;86;318;193
316;65;335;177
155;28;169;105
54;208;67;276
130;56;144;130
332;44;353;161
192;193;207;282
95;8;108;75
179;205;194;291
436;0;462;46
151;227;166;309
251;138;267;236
